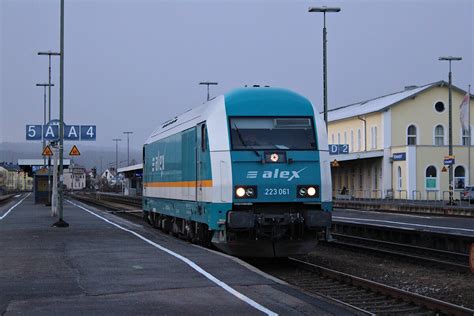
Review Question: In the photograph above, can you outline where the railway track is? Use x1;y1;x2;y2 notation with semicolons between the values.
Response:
327;233;471;273
0;194;15;205
70;193;142;219
250;257;474;316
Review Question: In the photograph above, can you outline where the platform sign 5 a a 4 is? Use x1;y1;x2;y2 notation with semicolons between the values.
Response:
26;123;96;141
26;125;43;140
80;125;96;141
65;125;80;140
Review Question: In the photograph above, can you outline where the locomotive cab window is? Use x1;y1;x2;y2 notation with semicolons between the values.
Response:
230;117;317;150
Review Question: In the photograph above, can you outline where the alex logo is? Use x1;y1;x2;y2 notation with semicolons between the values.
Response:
246;167;307;181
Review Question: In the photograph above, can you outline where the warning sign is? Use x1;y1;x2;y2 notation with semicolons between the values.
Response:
441;166;448;172
331;159;340;168
42;145;53;156
69;145;81;156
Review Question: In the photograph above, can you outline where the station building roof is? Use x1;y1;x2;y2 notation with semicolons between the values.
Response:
117;163;143;173
18;159;71;167
327;80;473;123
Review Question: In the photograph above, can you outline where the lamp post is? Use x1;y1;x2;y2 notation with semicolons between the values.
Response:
439;56;462;205
199;82;218;101
38;51;60;207
53;0;68;227
112;138;122;174
123;131;133;166
36;83;55;167
308;6;341;130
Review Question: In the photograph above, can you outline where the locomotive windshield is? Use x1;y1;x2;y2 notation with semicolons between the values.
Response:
230;117;317;150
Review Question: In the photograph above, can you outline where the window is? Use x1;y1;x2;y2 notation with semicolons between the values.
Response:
229;117;316;150
407;125;417;145
434;125;444;145
370;126;378;149
337;133;341;145
434;101;445;113
397;166;402;190
425;165;438;190
454;166;466;189
344;131;347;145
357;129;361;151
462;128;470;146
331;134;335;144
350;130;354;152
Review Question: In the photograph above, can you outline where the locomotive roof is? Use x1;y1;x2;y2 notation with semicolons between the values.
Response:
145;87;314;145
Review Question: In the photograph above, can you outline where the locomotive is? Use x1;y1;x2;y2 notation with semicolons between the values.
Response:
143;87;332;257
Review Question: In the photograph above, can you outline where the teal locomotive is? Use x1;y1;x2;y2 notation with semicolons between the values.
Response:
143;87;332;257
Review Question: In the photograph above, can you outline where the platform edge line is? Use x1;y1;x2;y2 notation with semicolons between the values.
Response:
0;193;31;220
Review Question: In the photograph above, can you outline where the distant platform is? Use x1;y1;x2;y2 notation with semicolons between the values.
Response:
333;208;474;238
0;194;353;315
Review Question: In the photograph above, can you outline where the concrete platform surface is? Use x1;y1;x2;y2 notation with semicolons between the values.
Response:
0;194;353;315
334;208;474;237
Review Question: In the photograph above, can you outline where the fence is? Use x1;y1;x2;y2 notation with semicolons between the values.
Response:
333;188;474;207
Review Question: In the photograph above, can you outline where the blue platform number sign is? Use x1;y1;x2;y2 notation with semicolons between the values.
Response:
329;144;339;155
43;124;59;141
339;144;349;154
81;125;96;141
65;125;80;140
329;144;349;155
26;125;43;140
392;153;406;161
444;158;455;165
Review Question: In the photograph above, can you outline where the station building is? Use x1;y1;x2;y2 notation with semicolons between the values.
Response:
63;165;87;190
327;81;473;200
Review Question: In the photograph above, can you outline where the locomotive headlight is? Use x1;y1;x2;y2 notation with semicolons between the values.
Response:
236;187;246;197
245;187;254;197
297;185;319;198
307;186;317;197
298;187;307;196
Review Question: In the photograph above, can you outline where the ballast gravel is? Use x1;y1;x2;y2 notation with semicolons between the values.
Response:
303;244;474;309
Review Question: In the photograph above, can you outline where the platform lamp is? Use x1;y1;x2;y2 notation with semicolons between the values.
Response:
199;82;218;101
308;6;341;130
53;0;68;228
38;51;60;207
123;131;133;166
112;138;122;176
439;56;462;205
36;83;55;167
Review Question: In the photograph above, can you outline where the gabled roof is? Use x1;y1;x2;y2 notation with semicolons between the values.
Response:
0;163;21;172
327;81;472;122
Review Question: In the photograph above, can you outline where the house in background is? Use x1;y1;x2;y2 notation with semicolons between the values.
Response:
0;162;32;192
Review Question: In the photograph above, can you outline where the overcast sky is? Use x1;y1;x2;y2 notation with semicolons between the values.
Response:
1;0;472;151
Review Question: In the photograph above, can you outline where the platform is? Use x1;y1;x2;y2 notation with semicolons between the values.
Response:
333;208;474;238
0;194;353;315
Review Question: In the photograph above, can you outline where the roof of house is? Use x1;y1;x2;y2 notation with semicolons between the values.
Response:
0;163;22;172
327;81;472;122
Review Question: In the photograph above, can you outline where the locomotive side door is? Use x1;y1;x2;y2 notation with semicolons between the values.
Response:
196;122;208;205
